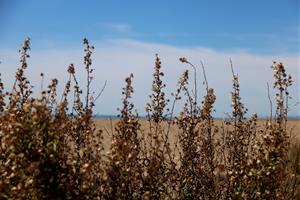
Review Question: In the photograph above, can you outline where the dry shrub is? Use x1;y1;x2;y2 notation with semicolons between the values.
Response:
287;138;300;199
103;73;143;199
0;38;299;199
0;38;104;199
174;58;219;199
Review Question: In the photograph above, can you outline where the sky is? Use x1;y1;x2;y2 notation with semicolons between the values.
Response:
0;0;299;118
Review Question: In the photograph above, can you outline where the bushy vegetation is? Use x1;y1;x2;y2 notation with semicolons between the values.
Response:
0;38;299;199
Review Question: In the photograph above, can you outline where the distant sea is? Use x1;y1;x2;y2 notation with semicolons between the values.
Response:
93;115;300;120
93;115;150;119
94;115;119;119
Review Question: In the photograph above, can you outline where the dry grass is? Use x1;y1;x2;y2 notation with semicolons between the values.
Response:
0;38;299;199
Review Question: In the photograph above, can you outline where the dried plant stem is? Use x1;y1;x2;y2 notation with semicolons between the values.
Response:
200;60;209;93
267;82;273;122
94;80;107;102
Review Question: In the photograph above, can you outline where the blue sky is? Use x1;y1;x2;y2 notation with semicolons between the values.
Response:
1;0;299;53
0;0;299;117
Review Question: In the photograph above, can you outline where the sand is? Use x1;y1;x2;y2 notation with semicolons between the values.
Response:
93;118;300;150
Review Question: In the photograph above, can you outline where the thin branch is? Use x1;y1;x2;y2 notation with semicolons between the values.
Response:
267;82;273;123
60;73;72;103
109;117;114;136
200;60;209;93
186;61;197;104
40;73;44;91
179;57;198;104
86;67;90;109
229;58;235;76
103;127;111;137
94;80;107;102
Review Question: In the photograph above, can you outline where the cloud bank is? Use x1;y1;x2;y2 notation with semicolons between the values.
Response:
0;39;299;117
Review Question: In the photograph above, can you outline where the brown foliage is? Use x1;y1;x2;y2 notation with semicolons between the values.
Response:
0;38;299;199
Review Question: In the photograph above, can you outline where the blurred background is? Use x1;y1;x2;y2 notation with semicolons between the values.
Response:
0;0;299;118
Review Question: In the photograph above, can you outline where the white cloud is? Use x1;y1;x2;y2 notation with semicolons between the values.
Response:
0;39;299;117
109;23;131;32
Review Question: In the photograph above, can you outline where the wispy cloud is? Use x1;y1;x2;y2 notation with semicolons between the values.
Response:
109;23;131;32
0;39;299;117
